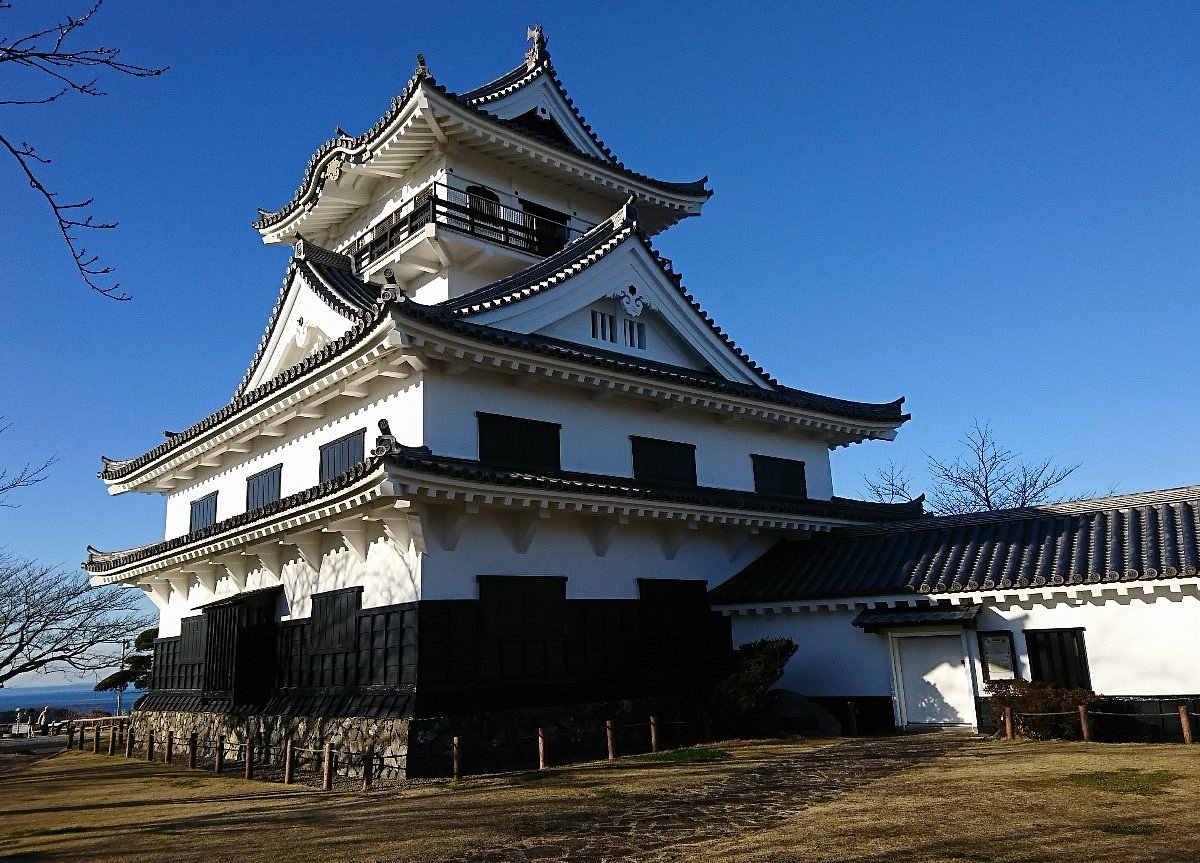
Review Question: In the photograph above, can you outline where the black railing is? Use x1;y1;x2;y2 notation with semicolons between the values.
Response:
354;182;590;270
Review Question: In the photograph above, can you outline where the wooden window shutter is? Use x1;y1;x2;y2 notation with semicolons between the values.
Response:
631;436;697;487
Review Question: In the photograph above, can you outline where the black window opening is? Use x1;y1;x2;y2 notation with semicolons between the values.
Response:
319;429;366;484
477;412;561;473
478;575;567;639
189;491;218;532
519;197;571;255
631;436;697;487
751;454;808;499
1026;629;1092;690
311;586;363;653
246;464;282;510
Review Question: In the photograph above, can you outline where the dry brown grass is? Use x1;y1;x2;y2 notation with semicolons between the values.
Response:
0;737;1197;862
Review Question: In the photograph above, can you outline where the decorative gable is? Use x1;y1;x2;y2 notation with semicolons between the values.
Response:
239;242;380;396
447;211;772;388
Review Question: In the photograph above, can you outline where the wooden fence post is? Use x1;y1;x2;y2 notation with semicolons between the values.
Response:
78;726;85;751
93;725;102;753
362;746;374;791
166;731;174;764
125;730;135;759
649;716;659;753
145;730;154;761
1180;705;1194;745
66;721;75;750
322;742;334;791
188;732;198;769
537;727;546;770
1078;705;1092;743
846;701;859;737
606;719;616;761
452;736;461;781
245;741;254;780
1003;706;1014;741
215;736;225;774
283;740;294;785
108;725;117;756
701;711;712;743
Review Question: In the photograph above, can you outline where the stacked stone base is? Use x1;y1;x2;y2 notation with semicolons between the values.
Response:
133;695;698;779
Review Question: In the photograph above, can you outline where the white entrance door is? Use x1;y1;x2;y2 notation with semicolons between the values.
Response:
895;635;975;727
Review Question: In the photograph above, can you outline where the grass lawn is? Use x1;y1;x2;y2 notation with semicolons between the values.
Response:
1;736;1198;862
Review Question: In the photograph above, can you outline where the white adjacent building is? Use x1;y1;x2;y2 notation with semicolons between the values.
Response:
85;29;916;771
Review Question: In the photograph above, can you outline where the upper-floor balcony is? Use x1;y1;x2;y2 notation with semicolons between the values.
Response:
353;181;593;275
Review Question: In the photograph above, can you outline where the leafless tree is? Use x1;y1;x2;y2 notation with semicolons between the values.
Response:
864;420;1080;515
0;417;56;508
0;550;151;686
862;460;915;505
1;1;166;300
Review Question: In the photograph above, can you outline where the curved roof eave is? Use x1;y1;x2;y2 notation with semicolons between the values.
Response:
252;57;711;237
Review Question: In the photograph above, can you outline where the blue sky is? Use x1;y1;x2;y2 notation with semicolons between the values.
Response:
3;2;1199;680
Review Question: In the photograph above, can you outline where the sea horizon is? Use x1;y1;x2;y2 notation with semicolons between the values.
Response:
0;681;131;716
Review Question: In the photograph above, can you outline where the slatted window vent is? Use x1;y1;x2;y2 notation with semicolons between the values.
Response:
624;319;647;350
246;464;282;510
318;429;366;484
591;310;616;342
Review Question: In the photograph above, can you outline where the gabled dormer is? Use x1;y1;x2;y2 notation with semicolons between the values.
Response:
437;200;775;388
459;26;617;164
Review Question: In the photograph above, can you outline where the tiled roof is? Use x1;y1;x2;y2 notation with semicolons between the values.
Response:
709;485;1200;604
87;446;923;575
86;458;382;571
252;49;710;233
851;605;980;631
459;27;619;166
436;199;790;390
233;240;380;399
99;250;907;484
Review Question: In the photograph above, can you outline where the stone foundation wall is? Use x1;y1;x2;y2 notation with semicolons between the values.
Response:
131;710;411;778
133;696;702;779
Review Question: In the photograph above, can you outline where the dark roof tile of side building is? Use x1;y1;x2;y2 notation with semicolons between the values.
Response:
253;48;710;233
708;485;1200;605
86;446;924;574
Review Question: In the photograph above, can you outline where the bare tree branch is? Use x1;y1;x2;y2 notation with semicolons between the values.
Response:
863;460;916;504
0;550;152;686
1;0;167;300
0;417;56;508
924;420;1080;515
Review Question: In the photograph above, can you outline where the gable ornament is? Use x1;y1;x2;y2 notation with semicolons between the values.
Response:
610;283;647;317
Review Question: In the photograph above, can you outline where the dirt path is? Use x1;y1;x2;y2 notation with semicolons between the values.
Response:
445;734;968;863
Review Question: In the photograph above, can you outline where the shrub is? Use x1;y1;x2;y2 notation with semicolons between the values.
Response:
987;678;1099;739
709;638;798;734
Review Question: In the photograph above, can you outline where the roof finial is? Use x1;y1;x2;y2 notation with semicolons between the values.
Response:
414;53;429;77
525;24;547;69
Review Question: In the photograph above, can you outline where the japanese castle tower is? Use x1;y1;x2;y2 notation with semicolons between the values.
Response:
86;30;917;773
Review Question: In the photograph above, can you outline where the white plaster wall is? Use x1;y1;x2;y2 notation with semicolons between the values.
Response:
728;589;1200;703
163;377;424;539
731;609;896;696
252;280;358;386
977;595;1200;696
419;509;777;601
447;147;617;231
423;368;835;497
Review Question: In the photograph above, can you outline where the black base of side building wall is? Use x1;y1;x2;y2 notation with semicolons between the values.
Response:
806;696;896;735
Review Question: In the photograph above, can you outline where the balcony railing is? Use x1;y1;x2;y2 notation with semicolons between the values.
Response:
354;182;591;271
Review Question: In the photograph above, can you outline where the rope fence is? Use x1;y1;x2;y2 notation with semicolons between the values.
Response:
62;711;715;790
1001;703;1196;744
